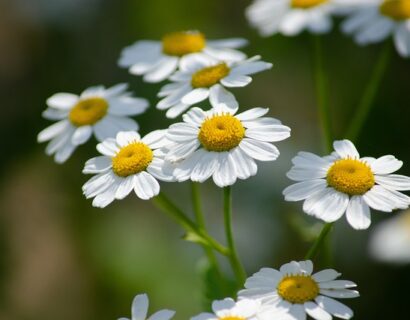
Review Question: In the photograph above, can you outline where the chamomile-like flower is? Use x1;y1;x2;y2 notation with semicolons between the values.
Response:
118;293;175;320
37;84;148;163
284;139;410;229
191;298;260;320
341;0;410;57
239;260;359;320
118;31;248;83
82;130;174;208
157;54;272;118
246;0;340;37
165;103;291;188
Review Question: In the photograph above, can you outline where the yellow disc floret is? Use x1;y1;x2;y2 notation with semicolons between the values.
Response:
69;97;108;127
112;142;153;177
191;63;230;88
327;159;375;196
380;0;410;20
219;317;246;320
198;114;245;152
291;0;328;9
278;275;319;304
162;31;206;56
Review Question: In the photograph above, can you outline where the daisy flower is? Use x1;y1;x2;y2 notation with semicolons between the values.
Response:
239;260;359;320
82;130;174;208
283;139;410;230
157;54;272;118
118;31;248;83
37;84;148;163
165;103;291;188
118;293;175;320
341;0;410;57
191;298;260;320
246;0;341;37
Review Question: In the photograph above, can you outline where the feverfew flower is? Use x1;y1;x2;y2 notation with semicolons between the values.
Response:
246;0;339;37
118;31;248;83
166;103;291;187
82;130;174;208
283;139;410;229
157;54;272;118
118;293;175;320
239;260;359;320
191;298;260;320
37;84;148;163
342;0;410;57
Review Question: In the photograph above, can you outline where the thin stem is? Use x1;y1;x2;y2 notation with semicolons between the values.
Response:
223;186;246;287
152;192;229;256
346;42;391;142
305;223;333;260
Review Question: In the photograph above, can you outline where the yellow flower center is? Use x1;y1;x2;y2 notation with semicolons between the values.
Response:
162;31;206;56
327;159;375;196
278;275;319;304
191;63;230;88
69;97;108;127
219;317;246;320
198;114;245;152
111;142;153;177
291;0;328;9
380;0;410;20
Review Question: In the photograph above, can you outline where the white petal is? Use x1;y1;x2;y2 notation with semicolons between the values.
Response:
298;260;314;275
115;176;136;200
82;171;116;198
165;103;191;119
37;120;70;142
230;61;272;76
118;40;161;68
286;166;327;182
71;125;92;145
94;116;138;142
239;138;279;161
207;38;248;48
212;152;237;187
142;130;167;149
220;74;252;88
283;180;327;201
191;151;219;183
80;85;105;98
97;138;119;156
288;303;306;320
333;140;359;159
182;107;206;126
181;88;210;105
104;83;128;98
320;289;360;299
245;123;291;142
143;57;179;83
134;172;160;200
42;108;69;120
304;302;331;320
148;310;175;320
46;93;78;109
190;313;216;320
108;97;149;116
231;299;259;318
236;108;269;121
147;158;176;182
131;293;149;320
157;84;191;110
280;260;302;275
376;174;410;191
315;296;353;319
313;269;341;283
319;280;357;290
167;123;198;142
356;17;394;45
209;84;238;110
92;182;119;208
394;22;410;57
83;156;112;174
116;131;141;147
203;47;247;62
45;127;73;155
173;149;205;182
363;185;409;212
212;298;235;314
279;11;308;36
166;140;200;162
55;142;76;163
230;148;257;180
346;196;371;230
371;155;403;174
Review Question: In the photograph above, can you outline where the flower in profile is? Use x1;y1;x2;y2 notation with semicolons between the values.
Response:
284;139;410;229
82;130;174;207
118;293;175;320
239;260;359;320
157;54;272;118
191;298;260;320
37;84;148;163
165;103;291;187
118;31;248;83
246;0;339;37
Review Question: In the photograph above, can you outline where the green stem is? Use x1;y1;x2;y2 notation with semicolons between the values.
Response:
223;186;246;287
152;192;229;255
346;42;391;143
305;223;333;260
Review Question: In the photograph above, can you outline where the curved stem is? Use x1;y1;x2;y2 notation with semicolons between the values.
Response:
223;186;246;287
305;223;333;260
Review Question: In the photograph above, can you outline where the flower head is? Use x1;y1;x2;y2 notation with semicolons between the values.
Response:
284;139;410;229
37;84;148;163
191;298;260;320
239;260;359;320
118;293;175;320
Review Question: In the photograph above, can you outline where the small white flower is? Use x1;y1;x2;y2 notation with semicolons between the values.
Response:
239;260;359;320
118;293;175;320
283;139;410;230
341;0;410;57
246;0;340;37
118;31;248;83
165;103;291;188
82;130;174;208
157;54;272;118
191;298;260;320
37;84;148;163
369;209;410;264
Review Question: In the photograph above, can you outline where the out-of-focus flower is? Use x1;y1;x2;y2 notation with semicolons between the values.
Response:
118;293;175;320
191;298;260;320
157;54;272;118
284;139;410;229
118;31;248;83
239;260;359;320
37;84;148;163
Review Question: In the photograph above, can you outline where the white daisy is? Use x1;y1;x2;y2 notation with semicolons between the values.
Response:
37;83;148;163
283;139;410;230
165;103;291;188
245;0;341;37
118;293;175;320
82;130;174;208
191;298;260;320
239;260;359;320
341;0;410;57
118;31;248;83
157;54;272;118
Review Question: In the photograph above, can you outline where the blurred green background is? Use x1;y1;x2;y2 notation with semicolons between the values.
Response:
1;0;410;319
